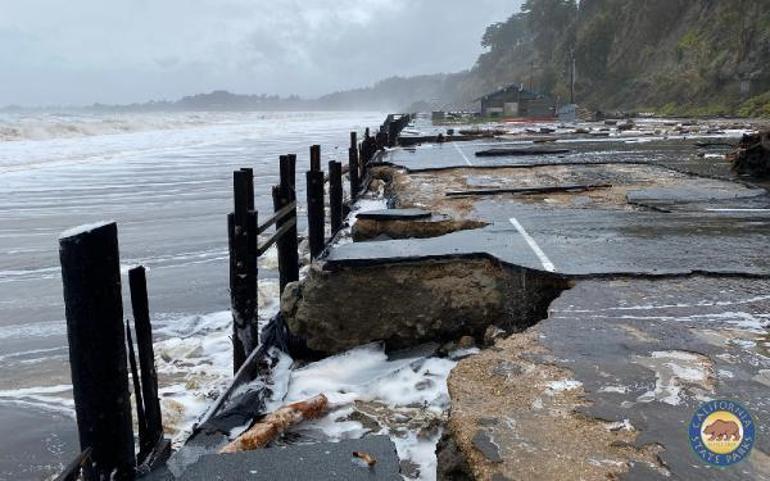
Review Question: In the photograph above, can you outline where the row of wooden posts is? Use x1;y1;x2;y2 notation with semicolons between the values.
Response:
227;122;396;372
54;114;411;481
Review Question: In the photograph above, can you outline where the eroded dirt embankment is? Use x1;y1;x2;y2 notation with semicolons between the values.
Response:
282;258;569;356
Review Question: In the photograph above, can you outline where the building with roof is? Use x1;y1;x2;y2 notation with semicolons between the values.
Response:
477;84;556;119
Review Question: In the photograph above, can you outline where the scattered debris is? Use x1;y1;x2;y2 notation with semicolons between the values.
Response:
728;130;770;178
353;451;377;467
219;394;328;453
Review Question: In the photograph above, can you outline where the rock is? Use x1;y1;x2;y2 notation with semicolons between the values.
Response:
456;336;476;349
438;341;456;356
369;179;385;193
399;460;420;479
484;325;506;345
280;281;302;317
436;432;473;481
343;410;382;433
490;360;523;378
471;431;502;463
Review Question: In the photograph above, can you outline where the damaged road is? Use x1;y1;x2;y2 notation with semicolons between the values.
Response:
446;277;770;481
278;122;770;480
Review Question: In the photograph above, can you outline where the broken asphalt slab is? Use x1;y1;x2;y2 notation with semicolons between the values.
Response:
144;436;402;481
327;204;770;276
446;277;770;481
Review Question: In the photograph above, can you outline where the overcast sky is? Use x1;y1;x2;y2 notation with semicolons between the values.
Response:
1;0;523;106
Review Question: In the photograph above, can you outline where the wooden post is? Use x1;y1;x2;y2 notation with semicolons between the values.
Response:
274;155;299;291
306;169;325;259
229;170;258;373
272;185;299;292
125;322;147;459
348;146;360;200
329;161;343;234
388;121;398;147
240;167;254;210
280;155;296;193
128;267;163;453
350;132;358;180
59;222;135;481
310;145;321;172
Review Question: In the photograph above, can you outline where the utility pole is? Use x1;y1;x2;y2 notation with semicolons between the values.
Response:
529;61;535;90
570;48;576;104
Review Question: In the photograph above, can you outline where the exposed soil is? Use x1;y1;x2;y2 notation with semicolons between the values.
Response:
443;330;669;481
282;258;570;356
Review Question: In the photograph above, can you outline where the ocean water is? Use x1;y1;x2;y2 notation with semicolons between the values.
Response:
0;110;385;480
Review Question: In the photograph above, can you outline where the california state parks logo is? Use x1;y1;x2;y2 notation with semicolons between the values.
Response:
689;399;755;466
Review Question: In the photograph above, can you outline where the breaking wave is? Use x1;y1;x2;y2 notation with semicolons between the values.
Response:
0;112;225;142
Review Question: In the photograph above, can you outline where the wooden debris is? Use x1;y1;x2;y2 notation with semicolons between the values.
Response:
353;451;377;467
219;394;328;454
728;130;770;178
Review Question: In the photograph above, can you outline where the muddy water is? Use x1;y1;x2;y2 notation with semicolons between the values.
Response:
0;111;384;480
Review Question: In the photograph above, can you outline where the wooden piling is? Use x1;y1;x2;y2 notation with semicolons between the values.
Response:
59;222;135;481
329;161;343;234
128;266;163;453
229;170;259;373
348;146;360;200
388;121;398;147
125;322;147;459
279;155;296;192
310;145;321;172
240;167;254;210
272;185;299;292
306;169;325;259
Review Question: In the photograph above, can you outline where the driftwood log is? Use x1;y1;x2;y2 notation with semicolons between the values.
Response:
219;394;328;454
728;130;770;178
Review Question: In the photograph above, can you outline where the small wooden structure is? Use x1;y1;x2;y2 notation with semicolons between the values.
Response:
477;84;555;119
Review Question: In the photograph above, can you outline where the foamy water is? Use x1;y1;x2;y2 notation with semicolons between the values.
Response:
0;110;385;480
261;343;463;481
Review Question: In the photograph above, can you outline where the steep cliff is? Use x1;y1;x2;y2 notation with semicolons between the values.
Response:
459;0;770;116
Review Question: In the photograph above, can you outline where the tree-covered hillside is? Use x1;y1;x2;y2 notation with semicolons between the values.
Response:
458;0;770;116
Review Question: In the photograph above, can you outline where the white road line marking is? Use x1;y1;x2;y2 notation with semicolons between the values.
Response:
706;208;770;212
453;142;473;166
509;217;556;272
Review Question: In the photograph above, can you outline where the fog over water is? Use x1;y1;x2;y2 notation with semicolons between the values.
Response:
2;0;521;106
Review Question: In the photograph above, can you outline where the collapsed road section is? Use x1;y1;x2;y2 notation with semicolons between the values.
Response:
278;120;770;480
52;116;770;481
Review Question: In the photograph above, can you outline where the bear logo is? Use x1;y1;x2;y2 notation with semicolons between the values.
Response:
689;399;755;466
703;419;741;442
